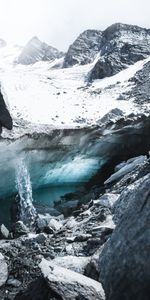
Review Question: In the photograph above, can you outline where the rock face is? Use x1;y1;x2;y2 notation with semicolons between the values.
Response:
0;89;12;132
126;59;150;105
40;259;105;300
63;30;102;67
98;173;150;300
90;23;150;80
0;253;8;287
17;36;64;65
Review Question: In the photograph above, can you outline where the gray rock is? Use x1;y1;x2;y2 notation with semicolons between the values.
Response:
63;30;102;67
0;89;13;131
17;36;64;65
0;253;8;287
40;259;105;300
12;221;29;238
90;23;150;80
31;233;47;244
98;173;150;300
85;247;104;280
47;218;62;231
7;278;22;287
0;224;9;239
52;256;91;274
95;193;120;209
105;156;147;185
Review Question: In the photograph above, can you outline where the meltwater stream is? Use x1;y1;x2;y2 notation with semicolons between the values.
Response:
15;157;37;228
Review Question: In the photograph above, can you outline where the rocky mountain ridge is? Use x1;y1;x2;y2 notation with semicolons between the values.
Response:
17;36;64;65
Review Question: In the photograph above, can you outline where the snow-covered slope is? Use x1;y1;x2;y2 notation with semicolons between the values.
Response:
0;44;149;138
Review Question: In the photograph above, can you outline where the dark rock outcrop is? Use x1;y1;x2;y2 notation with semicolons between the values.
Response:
98;173;150;300
126;59;150;104
0;90;13;132
63;30;102;67
90;23;150;80
17;36;64;65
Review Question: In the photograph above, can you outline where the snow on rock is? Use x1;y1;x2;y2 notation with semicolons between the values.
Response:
40;258;105;300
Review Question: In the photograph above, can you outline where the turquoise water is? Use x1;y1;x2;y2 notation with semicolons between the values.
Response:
0;185;79;228
33;185;79;206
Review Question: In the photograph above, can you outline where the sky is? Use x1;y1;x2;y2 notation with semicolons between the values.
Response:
0;0;150;51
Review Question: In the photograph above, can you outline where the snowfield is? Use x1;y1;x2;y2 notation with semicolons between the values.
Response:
0;45;150;132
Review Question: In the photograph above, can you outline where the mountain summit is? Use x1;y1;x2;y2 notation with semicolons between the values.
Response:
17;36;64;65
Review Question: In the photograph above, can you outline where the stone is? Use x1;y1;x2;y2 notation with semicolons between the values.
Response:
31;233;47;244
98;174;150;300
0;224;9;239
52;256;91;274
47;218;62;232
12;221;29;238
40;259;105;300
7;278;22;288
0;90;13;131
95;193;120;209
0;253;8;287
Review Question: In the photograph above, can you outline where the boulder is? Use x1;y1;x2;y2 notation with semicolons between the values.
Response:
40;259;105;300
98;173;150;300
0;224;9;239
52;256;91;274
12;221;29;238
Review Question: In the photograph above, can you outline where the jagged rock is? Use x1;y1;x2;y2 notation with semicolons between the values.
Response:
0;89;13;131
12;221;29;238
0;224;9;239
47;218;62;232
94;193;120;209
30;233;47;244
105;156;147;185
128;59;150;105
63;30;102;67
90;23;150;80
17;36;64;65
0;253;8;287
40;259;105;300
85;247;104;280
98;173;150;300
52;256;91;274
7;278;22;287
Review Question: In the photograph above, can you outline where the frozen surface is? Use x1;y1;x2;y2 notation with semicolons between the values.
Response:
0;45;149;132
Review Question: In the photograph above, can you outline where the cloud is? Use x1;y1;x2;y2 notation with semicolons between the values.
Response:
0;0;149;50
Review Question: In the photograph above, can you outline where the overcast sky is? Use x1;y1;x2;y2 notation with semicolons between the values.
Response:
0;0;150;51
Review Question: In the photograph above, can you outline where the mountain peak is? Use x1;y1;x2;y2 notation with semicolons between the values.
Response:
17;37;64;65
